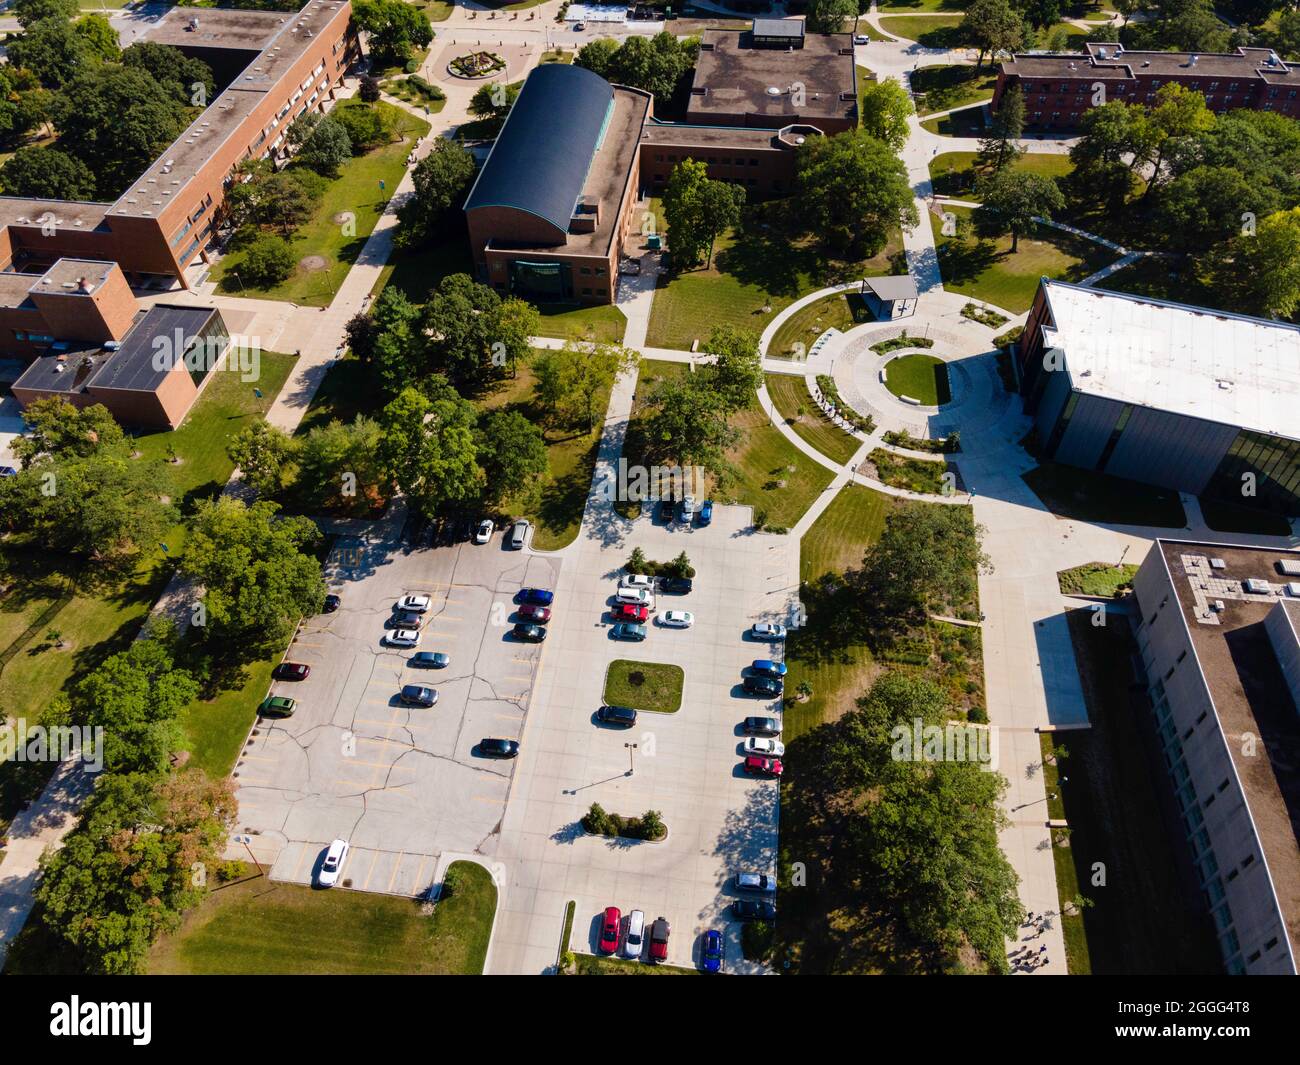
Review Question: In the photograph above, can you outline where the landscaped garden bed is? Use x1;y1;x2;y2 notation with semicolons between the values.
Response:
870;334;934;355
767;373;862;466
449;51;506;78
868;448;953;495
883;428;960;453
603;659;684;714
961;302;1009;329
581;802;667;841
1057;562;1138;598
813;374;875;434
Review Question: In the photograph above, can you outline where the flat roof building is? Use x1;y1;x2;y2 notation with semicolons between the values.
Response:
1132;539;1300;974
1018;280;1300;517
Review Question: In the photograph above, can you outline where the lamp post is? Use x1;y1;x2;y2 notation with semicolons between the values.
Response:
624;742;638;776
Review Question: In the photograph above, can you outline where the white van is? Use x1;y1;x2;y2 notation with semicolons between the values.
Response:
615;587;654;608
624;909;645;960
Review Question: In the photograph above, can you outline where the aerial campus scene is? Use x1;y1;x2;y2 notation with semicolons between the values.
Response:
0;0;1295;1021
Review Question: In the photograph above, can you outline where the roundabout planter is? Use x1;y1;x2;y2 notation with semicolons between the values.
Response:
448;51;506;79
882;352;951;407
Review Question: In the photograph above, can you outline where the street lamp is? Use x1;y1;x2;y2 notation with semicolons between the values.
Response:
624;742;638;776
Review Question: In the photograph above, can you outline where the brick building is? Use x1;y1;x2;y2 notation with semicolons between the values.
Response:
993;42;1300;129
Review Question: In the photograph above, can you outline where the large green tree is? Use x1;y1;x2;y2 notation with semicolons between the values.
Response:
295;415;387;514
977;86;1024;173
805;0;858;33
0;144;95;199
287;112;352;176
973;168;1065;252
575;32;697;105
477;410;549;506
1203;207;1300;319
533;341;639;433
701;326;762;412
378;386;483;516
858;77;914;153
353;0;434;69
399;136;476;237
227;420;296;498
662;158;745;269
962;0;1026;68
122;40;216;106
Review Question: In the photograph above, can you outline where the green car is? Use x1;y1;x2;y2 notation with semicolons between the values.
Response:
258;695;296;718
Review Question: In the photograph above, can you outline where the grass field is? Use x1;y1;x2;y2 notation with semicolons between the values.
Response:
534;303;627;344
878;0;967;9
797;484;896;587
603;659;684;713
937;206;1114;314
573;953;696;974
910;64;998;117
882;353;951;405
211;102;430;306
724;404;836;530
929;151;1073;199
767;291;870;360
877;14;967;46
1057;562;1138;597
148;862;497;974
765;373;862;467
1023;462;1188;527
922;104;990;137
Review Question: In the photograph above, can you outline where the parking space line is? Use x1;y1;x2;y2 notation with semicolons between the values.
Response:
233;778;273;787
472;795;502;804
238;754;278;762
362;850;380;890
413;855;428;892
293;845;311;881
387;852;405;893
503;673;532;682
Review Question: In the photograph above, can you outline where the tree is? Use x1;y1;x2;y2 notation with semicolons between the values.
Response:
257;169;326;234
796;129;918;256
378;387;483;516
353;0;434;69
702;326;762;412
468;80;520;132
422;273;506;391
72;13;120;62
10;397;126;465
399;137;476;236
575;37;620;79
181;497;326;659
977;86;1024;173
359;74;382;103
1140;83;1215;200
1016;0;1060;30
369;285;425;391
477;410;549;505
662;158;745;269
0;144;95;199
1203;207;1300;319
6;16;89;88
239;234;296;287
287;112;352;175
857;78;914;153
533;341;639;433
973;168;1064;252
494;297;540;379
805;0;857;32
122;42;215;106
1154;165;1277;256
332;99;386;152
295;415;387;513
643;373;739;480
13;0;78;27
962;0;1026;68
227;420;296;498
597;32;698;106
0;66;50;147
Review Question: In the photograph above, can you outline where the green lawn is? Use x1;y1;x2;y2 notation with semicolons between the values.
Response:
910;64;999;117
767;291;871;360
725;404;836;530
930;151;1074;199
877;14;967;46
382;76;447;113
922;104;990;137
937;206;1114;314
1057;562;1138;597
798;484;896;587
1198;498;1293;536
370;229;476;304
1023;461;1188;527
603;659;684;713
765;373;862;467
882;353;951;405
148;862;496;974
573;953;696;974
534;303;627;344
211;102;431;306
869;448;952;495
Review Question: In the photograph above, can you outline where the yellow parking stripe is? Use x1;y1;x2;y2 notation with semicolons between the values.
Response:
387;852;405;893
363;850;380;889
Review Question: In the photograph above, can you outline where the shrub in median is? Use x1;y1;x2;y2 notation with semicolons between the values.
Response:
582;802;667;841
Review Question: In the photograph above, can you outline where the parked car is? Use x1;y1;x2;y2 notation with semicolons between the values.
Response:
258;695;296;717
658;496;676;522
619;573;655;590
614;586;654;607
611;622;648;641
323;593;341;613
474;518;493;544
744;736;786;757
743;716;781;737
680;495;696;522
750;622;787;641
743;755;783;777
751;659;788;678
735;872;778;895
385;629;421;648
733;899;777;921
700;928;725;973
397;594;432;613
508;519;530;549
518;604;552;623
318;838;350;887
612;602;649;623
0;466;16;478
624;909;646;960
659;610;694;628
599;906;621;954
697;499;713;526
649;917;671;961
597;704;638;727
388;610;424;629
410;651;450;668
272;662;310;681
519;587;554;606
512;623;547;642
399;684;437;707
479;737;519;758
743;675;784;698
853;32;870;44
659;576;693;595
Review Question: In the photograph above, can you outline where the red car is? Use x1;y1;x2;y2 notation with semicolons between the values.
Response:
649;917;670;961
599;906;621;954
612;602;649;623
272;662;311;681
518;604;551;623
743;755;784;777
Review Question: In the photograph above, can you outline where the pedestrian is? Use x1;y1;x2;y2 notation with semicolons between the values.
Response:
1039;944;1047;954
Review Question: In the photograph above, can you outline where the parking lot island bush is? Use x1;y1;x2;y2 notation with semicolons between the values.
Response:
581;803;668;841
624;549;695;579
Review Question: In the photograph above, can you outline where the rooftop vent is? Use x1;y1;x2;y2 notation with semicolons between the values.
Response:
1188;54;1198;67
766;86;782;96
1097;47;1108;59
187;17;199;31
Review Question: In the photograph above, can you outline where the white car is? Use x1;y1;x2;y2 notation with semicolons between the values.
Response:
750;622;788;641
615;587;654;607
660;610;694;628
624;908;645;960
397;593;431;613
385;628;421;647
853;33;870;45
474;519;493;544
318;838;349;887
619;573;655;590
745;736;786;758
681;494;696;521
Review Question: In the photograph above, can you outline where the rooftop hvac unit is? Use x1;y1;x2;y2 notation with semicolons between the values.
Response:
1277;560;1300;576
1244;578;1272;594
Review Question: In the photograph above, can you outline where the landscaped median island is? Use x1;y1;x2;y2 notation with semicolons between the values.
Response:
603;660;684;714
581;803;668;842
1057;561;1138;598
868;448;955;495
881;353;952;406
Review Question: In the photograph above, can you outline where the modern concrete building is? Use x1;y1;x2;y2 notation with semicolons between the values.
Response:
1131;539;1300;974
1018;280;1300;517
993;42;1300;130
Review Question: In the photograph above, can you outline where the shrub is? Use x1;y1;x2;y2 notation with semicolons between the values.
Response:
968;705;989;723
215;859;248;883
582;802;615;835
441;864;465;898
639;809;665;841
359;74;381;102
870;334;935;355
961;302;1009;328
239;234;295;287
742;919;774;961
814;374;874;433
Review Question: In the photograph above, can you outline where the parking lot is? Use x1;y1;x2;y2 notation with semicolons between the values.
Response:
232;520;560;894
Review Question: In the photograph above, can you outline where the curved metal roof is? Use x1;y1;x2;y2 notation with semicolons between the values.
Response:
464;64;615;237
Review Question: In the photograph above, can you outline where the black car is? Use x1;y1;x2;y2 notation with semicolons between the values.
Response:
743;716;781;736
743;675;784;698
732;899;777;921
323;593;341;613
657;496;676;522
660;576;693;595
399;684;438;707
479;738;519;758
597;704;638;728
512;623;546;642
387;610;423;629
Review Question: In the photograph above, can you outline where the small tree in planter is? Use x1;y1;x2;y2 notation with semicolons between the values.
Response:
639;809;665;841
582;802;615;835
627;547;649;575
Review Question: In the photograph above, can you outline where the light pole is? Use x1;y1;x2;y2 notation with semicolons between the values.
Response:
624;742;638;777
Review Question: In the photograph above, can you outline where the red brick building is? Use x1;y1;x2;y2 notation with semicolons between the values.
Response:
993;42;1300;129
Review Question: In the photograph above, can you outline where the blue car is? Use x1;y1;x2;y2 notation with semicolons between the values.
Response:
611;622;647;641
518;588;554;606
751;659;788;678
700;929;724;973
697;499;713;526
410;651;450;668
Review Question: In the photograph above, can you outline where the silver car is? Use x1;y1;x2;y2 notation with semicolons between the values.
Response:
508;519;530;550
